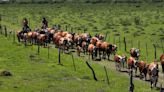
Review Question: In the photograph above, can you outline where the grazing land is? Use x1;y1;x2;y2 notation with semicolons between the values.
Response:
0;3;164;92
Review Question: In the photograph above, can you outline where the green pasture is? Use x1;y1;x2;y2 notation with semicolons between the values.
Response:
0;30;158;92
0;4;163;62
0;3;164;92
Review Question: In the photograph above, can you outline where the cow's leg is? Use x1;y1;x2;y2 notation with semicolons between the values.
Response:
150;80;153;89
103;51;106;59
139;70;142;79
89;53;91;60
154;76;158;87
91;53;94;60
17;35;20;42
115;62;117;71
119;63;121;71
107;52;110;60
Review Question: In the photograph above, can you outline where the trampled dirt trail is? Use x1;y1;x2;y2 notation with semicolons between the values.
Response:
76;53;164;90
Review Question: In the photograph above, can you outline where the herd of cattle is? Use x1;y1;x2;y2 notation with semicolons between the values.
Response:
16;27;164;89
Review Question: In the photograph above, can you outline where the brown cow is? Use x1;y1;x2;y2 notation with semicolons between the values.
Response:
100;42;109;59
17;30;25;42
95;34;104;40
61;31;68;37
37;34;47;47
96;40;103;59
31;31;39;44
88;44;97;60
160;54;164;73
17;31;34;44
90;37;99;45
130;48;140;60
114;54;127;71
53;35;62;47
58;37;68;50
147;61;159;89
81;41;87;54
137;61;148;80
127;57;137;75
80;33;91;41
100;42;117;60
76;45;82;56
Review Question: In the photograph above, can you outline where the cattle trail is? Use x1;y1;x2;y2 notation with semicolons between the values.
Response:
74;52;164;90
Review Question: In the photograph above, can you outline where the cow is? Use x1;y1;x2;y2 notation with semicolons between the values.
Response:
37;34;47;47
95;34;104;40
147;61;159;89
114;54;127;71
137;61;148;80
127;57;138;75
31;31;40;44
17;31;36;45
96;40;103;59
160;54;164;74
100;42;117;60
76;45;82;56
81;41;87;54
90;37;99;45
58;37;68;51
88;44;97;60
17;30;24;42
80;33;91;42
130;48;140;60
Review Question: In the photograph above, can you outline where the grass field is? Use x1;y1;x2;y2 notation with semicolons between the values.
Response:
0;3;164;92
0;32;159;92
0;4;164;61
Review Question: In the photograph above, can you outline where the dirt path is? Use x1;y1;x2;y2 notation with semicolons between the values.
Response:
76;52;164;89
51;46;164;89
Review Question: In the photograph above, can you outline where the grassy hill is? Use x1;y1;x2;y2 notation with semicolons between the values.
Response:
0;3;163;92
0;29;159;92
0;4;163;61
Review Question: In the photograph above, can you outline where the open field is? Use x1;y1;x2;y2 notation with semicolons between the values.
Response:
0;31;159;92
0;3;164;92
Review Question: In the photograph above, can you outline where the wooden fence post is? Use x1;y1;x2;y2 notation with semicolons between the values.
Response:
86;61;98;81
65;25;67;31
113;35;115;44
138;41;140;50
104;66;109;85
129;69;134;92
146;43;148;62
71;27;73;33
13;31;16;43
153;44;157;60
84;27;87;33
0;14;1;22
71;53;76;71
0;24;2;35
161;39;164;53
0;14;1;34
29;18;30;28
119;36;121;50
37;43;40;55
4;25;7;37
58;48;61;65
131;40;133;48
24;35;27;47
124;37;127;52
104;31;108;41
48;45;50;59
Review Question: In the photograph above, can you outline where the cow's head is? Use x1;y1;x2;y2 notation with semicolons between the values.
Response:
134;49;140;58
121;55;127;63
